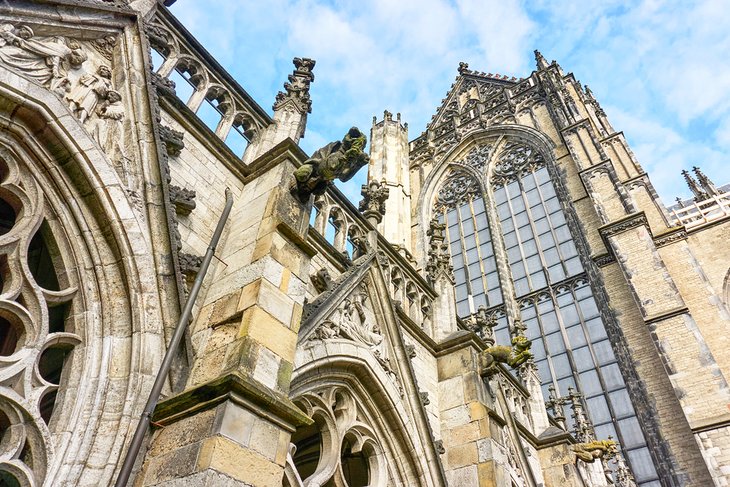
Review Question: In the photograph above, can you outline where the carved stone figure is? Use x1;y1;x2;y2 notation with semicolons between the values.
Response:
67;64;113;123
0;24;86;89
572;439;617;463
292;127;369;202
481;334;533;374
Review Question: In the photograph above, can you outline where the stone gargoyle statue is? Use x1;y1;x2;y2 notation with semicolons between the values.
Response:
573;439;617;463
292;127;369;202
480;335;534;375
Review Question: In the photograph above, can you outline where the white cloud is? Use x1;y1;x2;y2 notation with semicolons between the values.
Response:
169;0;730;205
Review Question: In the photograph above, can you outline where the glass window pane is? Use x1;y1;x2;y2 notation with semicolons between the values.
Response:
456;300;470;317
554;225;572;243
539;232;556;251
545;197;561;214
572;346;594;372
541;183;556;199
626;448;658;482
618;417;645;449
526;189;541;207
511;196;526;213
548;264;566;282
557;376;576;396
526;255;543;273
534;217;550;235
488;289;503;304
530;271;547;290
586;317;608;341
549;211;566;226
593;340;616;365
552;353;573;379
579;297;600;320
565;256;583;276
540;310;560;334
559;241;577;258
531;204;546;219
462;218;475;235
473;198;486;213
559;303;581;326
601;363;625;391
514;211;529;228
579;369;603;396
514;278;530;296
566;324;588;348
501;218;514;233
546;332;566;354
608;389;635;419
586;395;612;424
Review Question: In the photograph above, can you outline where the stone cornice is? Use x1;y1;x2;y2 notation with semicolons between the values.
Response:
598;211;650;245
653;227;688;248
153;372;313;432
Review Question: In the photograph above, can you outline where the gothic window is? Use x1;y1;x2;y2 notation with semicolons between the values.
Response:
434;171;503;316
0;153;79;486
431;139;660;486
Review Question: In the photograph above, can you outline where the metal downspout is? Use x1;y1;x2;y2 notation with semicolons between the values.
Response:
115;187;234;486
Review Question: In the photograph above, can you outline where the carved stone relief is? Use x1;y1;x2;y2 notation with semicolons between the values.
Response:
0;24;137;193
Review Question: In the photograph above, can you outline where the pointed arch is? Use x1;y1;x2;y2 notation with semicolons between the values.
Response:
0;68;167;485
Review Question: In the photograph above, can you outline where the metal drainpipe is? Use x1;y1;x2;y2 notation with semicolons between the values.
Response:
115;187;234;486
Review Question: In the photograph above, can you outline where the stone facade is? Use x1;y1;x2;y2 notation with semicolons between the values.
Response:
0;2;728;487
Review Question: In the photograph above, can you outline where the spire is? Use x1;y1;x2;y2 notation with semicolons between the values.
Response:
693;166;720;196
568;386;596;442
534;49;549;70
273;57;315;114
682;169;708;201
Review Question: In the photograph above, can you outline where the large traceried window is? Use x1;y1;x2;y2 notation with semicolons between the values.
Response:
432;139;660;486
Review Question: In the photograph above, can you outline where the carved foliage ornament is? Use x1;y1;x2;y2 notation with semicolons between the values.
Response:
0;151;79;486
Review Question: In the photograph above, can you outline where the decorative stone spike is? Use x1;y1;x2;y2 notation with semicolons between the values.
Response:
545;384;568;428
273;57;315;114
568;386;596;443
425;218;453;283
534;49;549;70
693;166;720;197
682;169;708;201
359;179;389;226
458;62;471;75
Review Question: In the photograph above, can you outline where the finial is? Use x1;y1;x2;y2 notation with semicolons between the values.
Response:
682;168;708;201
359;180;389;226
534;49;549;70
692;166;720;197
273;57;316;114
458;62;470;75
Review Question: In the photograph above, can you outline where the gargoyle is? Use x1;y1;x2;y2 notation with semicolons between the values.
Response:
573;439;617;463
293;127;369;202
480;335;534;375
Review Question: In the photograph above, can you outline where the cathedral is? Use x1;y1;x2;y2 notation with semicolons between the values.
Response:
0;1;729;486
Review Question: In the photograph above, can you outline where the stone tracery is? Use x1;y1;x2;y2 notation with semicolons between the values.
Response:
287;386;388;487
0;150;79;486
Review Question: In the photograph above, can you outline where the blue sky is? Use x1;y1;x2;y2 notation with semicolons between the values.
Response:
169;0;730;206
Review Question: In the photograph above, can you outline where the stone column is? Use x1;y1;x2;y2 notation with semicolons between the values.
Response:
138;143;315;486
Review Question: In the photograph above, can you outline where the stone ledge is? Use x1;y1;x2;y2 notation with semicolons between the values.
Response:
153;372;313;432
598;211;650;246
